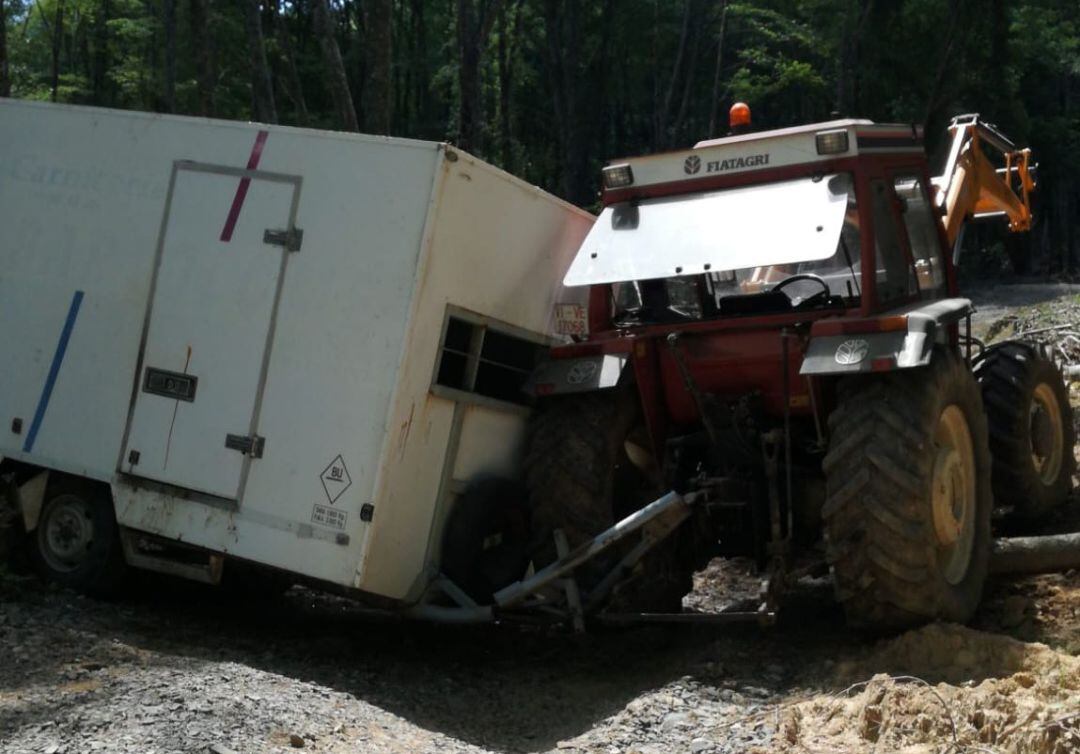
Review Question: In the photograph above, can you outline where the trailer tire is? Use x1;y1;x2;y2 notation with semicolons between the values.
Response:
30;478;126;596
973;341;1075;519
524;390;692;613
823;349;992;630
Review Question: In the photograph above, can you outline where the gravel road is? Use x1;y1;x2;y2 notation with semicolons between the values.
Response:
1;567;1077;754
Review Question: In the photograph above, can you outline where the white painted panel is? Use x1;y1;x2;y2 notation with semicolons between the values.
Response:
124;168;294;499
565;174;851;285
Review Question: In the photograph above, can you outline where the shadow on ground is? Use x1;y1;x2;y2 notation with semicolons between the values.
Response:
5;566;1065;753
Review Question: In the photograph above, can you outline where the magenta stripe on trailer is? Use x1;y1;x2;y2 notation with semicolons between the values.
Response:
220;129;270;242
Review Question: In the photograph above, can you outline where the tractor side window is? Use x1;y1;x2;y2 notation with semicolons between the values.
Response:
871;179;918;305
894;175;946;298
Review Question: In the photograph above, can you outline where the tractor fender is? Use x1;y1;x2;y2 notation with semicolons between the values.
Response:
524;354;629;396
800;297;973;376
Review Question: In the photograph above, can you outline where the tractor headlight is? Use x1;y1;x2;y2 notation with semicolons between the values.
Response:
602;163;634;189
815;129;850;155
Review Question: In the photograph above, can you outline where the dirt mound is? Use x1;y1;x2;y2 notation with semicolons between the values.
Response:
758;624;1080;753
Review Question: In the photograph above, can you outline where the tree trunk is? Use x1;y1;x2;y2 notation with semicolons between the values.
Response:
456;0;479;152
242;0;277;123
409;0;427;130
543;0;591;205
270;0;309;125
313;0;358;131
362;0;392;133
923;0;964;128
656;0;694;148
51;0;64;101
456;0;505;153
833;1;876;116
163;0;176;111
189;0;214;115
0;0;10;97
671;3;703;143
91;0;110;104
496;1;522;170
707;0;728;138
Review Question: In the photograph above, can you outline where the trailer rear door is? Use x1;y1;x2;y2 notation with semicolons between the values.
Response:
122;162;300;501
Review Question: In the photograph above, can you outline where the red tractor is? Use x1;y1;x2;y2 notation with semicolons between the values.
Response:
523;110;1074;630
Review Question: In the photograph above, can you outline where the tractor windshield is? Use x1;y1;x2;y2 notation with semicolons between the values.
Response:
565;173;863;324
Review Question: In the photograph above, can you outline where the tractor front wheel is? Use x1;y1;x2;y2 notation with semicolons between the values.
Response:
523;390;694;613
823;349;992;630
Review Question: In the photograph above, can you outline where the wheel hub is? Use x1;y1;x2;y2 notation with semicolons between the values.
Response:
932;405;977;585
932;449;965;545
40;497;95;573
1030;383;1064;485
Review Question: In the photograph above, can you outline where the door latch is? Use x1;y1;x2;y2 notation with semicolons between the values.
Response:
263;227;303;252
225;433;265;458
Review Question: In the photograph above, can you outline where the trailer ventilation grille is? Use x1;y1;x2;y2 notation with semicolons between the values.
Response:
435;315;546;406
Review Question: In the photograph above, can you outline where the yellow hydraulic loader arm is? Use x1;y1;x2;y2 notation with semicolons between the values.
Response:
933;114;1036;248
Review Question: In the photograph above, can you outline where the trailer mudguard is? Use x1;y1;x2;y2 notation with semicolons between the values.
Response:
800;298;973;376
525;355;629;396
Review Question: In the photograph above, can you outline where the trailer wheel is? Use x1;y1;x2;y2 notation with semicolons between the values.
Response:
823;349;992;630
524;390;693;612
31;479;125;595
973;341;1075;519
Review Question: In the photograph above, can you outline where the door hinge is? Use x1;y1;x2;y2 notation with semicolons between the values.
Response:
263;227;303;252
225;433;265;458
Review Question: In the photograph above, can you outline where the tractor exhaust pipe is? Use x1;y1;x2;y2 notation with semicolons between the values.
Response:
990;532;1080;575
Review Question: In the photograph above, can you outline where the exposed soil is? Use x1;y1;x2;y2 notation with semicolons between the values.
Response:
2;284;1079;754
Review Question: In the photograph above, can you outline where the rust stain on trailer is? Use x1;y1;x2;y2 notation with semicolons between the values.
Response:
396;403;416;460
162;345;193;470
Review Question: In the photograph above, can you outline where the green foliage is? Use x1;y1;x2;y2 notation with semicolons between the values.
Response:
1;0;1077;268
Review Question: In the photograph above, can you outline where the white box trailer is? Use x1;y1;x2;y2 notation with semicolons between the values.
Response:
0;99;593;604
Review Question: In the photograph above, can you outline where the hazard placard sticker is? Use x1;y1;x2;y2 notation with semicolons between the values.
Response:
320;454;352;504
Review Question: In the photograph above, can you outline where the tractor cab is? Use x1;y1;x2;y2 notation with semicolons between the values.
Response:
534;110;963;428
567;113;950;335
522;107;1066;633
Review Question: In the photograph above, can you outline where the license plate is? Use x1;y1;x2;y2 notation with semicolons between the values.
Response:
555;303;588;336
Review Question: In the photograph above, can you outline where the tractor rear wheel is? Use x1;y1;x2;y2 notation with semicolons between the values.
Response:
523;390;694;612
823;349;992;630
974;342;1075;519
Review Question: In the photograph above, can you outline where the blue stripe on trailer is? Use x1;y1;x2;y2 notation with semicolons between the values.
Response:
23;290;85;453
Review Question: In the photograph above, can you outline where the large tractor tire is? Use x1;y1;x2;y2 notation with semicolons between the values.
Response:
30;477;126;596
973;342;1075;519
823;349;992;630
523;390;694;612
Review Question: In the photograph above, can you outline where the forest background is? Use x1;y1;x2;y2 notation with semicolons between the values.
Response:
1;0;1076;273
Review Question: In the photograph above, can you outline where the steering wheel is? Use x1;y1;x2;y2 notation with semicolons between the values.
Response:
771;273;831;307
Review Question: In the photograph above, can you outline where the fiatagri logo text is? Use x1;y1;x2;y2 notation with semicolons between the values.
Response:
684;153;770;175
